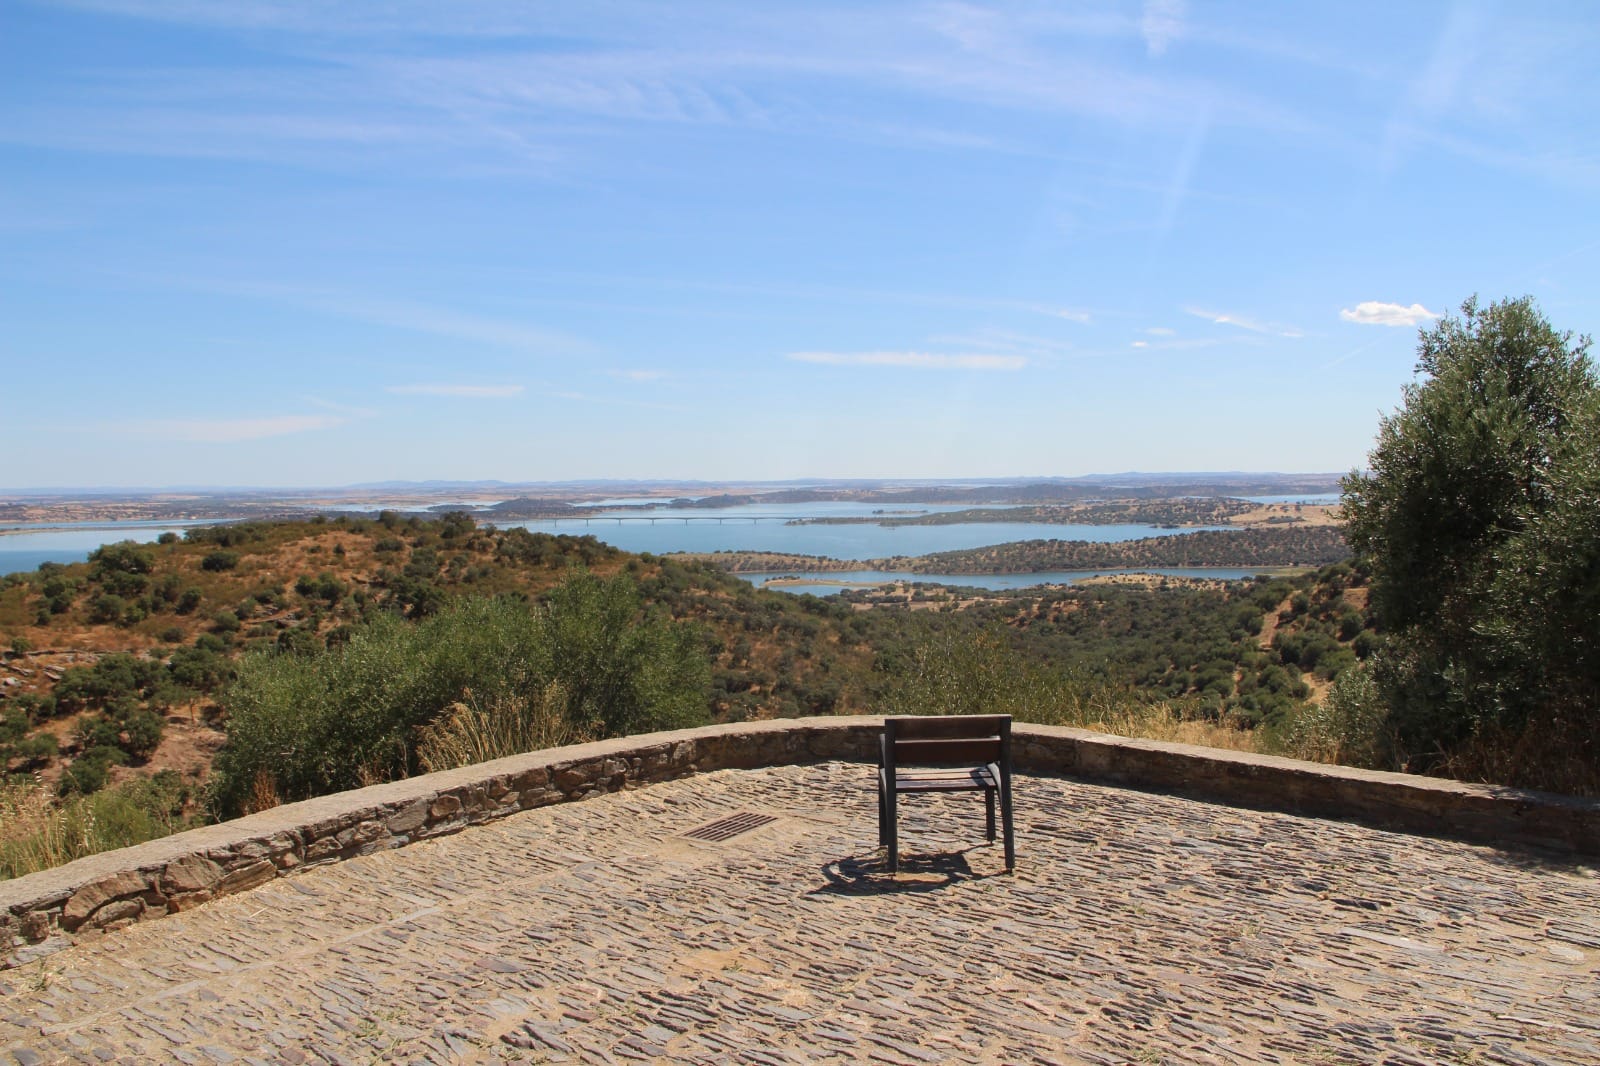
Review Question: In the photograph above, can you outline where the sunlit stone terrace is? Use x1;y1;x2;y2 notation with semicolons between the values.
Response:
3;740;1598;1065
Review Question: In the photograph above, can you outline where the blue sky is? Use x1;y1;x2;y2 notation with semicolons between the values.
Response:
3;1;1597;488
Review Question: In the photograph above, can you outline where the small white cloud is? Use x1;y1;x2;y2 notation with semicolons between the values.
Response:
927;328;1072;359
1126;336;1227;353
1185;306;1303;338
386;384;525;398
1339;301;1441;327
788;351;1026;371
1029;306;1093;324
1141;0;1186;57
137;414;344;443
303;396;377;418
607;369;667;383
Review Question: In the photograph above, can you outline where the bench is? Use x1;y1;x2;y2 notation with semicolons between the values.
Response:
877;714;1015;874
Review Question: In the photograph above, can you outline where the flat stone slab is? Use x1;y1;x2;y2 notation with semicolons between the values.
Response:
2;762;1597;1065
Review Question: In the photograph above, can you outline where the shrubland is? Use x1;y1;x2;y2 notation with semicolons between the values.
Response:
1;511;1377;876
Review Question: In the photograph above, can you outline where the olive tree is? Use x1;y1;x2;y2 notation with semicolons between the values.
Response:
1341;296;1600;778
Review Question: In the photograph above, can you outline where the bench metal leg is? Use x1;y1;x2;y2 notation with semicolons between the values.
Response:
883;768;896;845
885;783;898;874
985;788;996;842
1001;781;1015;872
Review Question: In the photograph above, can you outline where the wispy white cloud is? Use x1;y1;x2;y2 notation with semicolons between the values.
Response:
1185;306;1304;338
304;396;378;418
386;384;525;398
607;369;668;383
1141;0;1186;57
545;389;690;413
1339;301;1440;327
788;351;1026;371
926;329;1072;360
12;0;1315;185
133;414;345;442
312;296;577;351
1130;336;1224;352
1027;305;1093;324
175;278;586;352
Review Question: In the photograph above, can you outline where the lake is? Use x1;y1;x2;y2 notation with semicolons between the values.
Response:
0;523;204;576
741;567;1265;595
0;502;1233;580
1240;494;1340;505
507;502;1224;560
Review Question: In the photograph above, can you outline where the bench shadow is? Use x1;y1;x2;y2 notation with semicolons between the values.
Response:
811;847;1001;896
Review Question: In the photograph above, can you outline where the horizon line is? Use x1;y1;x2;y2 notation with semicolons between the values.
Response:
0;472;1351;496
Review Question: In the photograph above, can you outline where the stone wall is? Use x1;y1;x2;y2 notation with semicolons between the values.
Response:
5;717;1598;965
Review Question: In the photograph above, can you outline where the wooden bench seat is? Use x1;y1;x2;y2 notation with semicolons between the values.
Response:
877;714;1015;874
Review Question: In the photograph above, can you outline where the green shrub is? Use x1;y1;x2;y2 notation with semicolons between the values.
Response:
10;733;58;766
195;632;228;653
210;572;711;816
201;550;240;572
89;541;154;577
1313;647;1359;681
1336;610;1365;641
54;653;163;709
88;593;128;625
168;645;231;691
73;714;123;751
186;524;270;547
295;573;346;605
58;746;128;796
1275;666;1391;768
122;709;165;759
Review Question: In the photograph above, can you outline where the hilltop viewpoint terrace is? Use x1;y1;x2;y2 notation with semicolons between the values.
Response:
3;718;1598;1064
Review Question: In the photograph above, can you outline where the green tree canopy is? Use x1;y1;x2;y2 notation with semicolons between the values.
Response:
1341;296;1600;780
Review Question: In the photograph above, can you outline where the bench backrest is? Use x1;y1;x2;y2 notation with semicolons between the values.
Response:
884;714;1011;767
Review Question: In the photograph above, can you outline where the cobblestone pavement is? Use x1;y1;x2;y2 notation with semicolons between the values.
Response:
3;763;1599;1065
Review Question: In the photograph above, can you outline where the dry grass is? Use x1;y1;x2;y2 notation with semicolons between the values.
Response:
1436;715;1600;797
1;771;195;881
0;776;97;879
417;684;581;773
1228;503;1341;527
1085;704;1263;752
243;770;280;815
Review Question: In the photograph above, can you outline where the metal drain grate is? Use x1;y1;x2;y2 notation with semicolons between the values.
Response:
682;811;778;842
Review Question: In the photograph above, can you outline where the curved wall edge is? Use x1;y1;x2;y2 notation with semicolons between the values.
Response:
6;716;1597;965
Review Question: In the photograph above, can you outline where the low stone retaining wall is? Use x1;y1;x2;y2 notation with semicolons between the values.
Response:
6;717;1598;965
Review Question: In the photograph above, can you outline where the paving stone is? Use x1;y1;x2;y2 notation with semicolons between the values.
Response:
2;763;1597;1064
